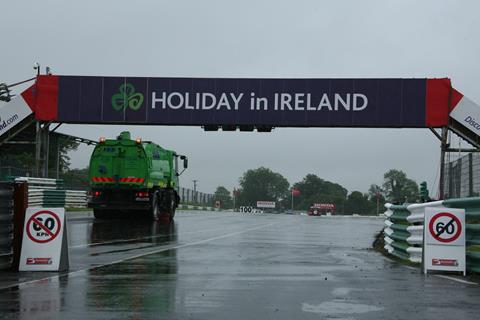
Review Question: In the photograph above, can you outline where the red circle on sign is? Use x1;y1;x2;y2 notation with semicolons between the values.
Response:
26;210;61;243
428;212;462;243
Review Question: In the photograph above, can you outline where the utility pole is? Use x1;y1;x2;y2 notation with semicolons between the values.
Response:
192;180;198;203
291;190;293;210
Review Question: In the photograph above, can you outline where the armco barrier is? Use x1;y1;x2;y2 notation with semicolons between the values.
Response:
384;197;480;273
0;182;14;270
443;197;480;273
384;203;419;262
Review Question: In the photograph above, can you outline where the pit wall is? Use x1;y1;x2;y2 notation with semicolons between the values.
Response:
384;197;480;272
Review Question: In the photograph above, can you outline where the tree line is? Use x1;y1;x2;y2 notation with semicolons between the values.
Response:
213;167;421;215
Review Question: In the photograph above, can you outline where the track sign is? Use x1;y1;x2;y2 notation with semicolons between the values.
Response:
256;201;275;209
19;208;69;271
424;207;465;275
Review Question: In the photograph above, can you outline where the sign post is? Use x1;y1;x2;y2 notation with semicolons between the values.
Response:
19;208;69;271
424;207;465;275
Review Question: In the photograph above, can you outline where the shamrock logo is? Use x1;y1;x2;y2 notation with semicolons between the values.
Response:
111;83;144;111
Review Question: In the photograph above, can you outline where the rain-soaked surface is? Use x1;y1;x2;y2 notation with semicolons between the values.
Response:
0;211;479;319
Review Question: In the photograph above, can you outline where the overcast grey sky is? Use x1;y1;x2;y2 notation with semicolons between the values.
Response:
2;0;480;195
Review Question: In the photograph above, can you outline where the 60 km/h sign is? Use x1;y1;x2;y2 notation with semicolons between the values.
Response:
428;212;462;243
20;208;68;271
424;206;465;275
26;210;61;244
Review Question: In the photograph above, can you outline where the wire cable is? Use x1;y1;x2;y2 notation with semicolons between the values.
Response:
7;77;36;88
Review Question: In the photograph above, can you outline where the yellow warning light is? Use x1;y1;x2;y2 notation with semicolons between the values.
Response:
99;137;106;143
135;137;142;144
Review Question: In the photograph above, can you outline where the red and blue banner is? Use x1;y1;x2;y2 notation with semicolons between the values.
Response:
20;75;464;128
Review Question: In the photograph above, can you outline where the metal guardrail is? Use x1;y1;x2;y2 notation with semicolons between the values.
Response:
383;197;480;273
443;197;480;273
384;203;420;262
0;182;14;270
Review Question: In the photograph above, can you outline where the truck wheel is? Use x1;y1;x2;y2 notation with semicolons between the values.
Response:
170;193;177;221
151;193;160;221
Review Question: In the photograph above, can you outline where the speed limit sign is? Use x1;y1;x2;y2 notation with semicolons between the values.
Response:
426;210;464;246
428;212;462;244
19;208;69;272
424;207;465;275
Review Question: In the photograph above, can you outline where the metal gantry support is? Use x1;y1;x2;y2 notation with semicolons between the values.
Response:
438;126;449;200
35;121;51;178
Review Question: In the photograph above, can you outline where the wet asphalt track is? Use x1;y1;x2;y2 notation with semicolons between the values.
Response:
0;211;479;319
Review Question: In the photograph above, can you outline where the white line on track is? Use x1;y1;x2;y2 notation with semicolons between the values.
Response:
383;253;478;285
1;221;279;291
69;225;242;249
434;275;478;285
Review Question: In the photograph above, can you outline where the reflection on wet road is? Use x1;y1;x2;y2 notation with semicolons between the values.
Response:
0;211;479;319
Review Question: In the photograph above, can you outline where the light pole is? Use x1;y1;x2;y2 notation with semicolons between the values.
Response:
291;190;294;210
192;179;198;203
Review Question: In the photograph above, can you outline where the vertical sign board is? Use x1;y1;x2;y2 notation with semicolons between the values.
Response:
19;208;69;271
424;207;465;275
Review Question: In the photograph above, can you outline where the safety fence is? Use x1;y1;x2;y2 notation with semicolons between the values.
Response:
178;204;221;211
0;182;13;270
178;187;214;206
444;153;480;199
383;197;480;272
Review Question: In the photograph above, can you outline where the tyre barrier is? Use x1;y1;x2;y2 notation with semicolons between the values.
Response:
12;177;87;208
13;177;64;190
0;182;14;270
383;197;480;273
28;189;87;208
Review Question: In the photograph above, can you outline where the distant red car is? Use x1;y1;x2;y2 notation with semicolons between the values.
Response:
308;203;336;216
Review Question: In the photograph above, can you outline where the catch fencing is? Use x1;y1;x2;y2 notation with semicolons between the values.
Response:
178;187;214;205
0;182;13;270
384;197;480;272
444;153;480;199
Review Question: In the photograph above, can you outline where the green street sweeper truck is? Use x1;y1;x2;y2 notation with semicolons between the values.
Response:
88;131;188;221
